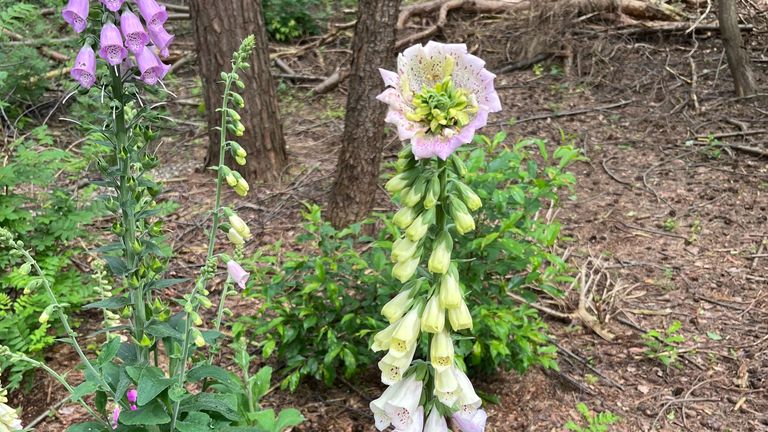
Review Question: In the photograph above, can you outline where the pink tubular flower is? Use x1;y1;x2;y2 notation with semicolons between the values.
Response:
135;0;168;29
135;46;165;85
99;0;125;12
111;406;120;430
149;26;174;58
99;23;128;66
62;0;89;33
377;41;502;160
452;408;487;432
126;389;138;411
120;11;149;54
227;261;250;289
71;45;96;89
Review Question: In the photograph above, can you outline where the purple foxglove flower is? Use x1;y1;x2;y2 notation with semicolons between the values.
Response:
99;23;128;66
452;408;487;432
135;45;165;84
227;261;250;289
120;11;149;54
70;45;96;89
62;0;89;33
126;388;138;410
99;0;125;11
111;406;120;430
135;0;168;29
377;41;502;160
149;26;174;58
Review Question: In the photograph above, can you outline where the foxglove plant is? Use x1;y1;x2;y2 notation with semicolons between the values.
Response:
0;3;302;431
0;380;22;431
370;41;501;431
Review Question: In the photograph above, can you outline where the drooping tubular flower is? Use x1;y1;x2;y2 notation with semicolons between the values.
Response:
111;405;120;430
126;389;138;411
135;0;168;29
0;381;22;431
120;11;149;54
62;0;89;33
71;45;97;89
99;0;125;12
99;23;128;66
135;45;167;85
149;26;175;58
378;41;501;160
226;260;250;289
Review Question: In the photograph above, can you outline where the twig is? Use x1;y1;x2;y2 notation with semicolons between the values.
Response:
311;68;350;94
686;0;713;33
612;220;689;241
689;57;700;113
168;52;194;76
602;155;635;186
2;29;69;63
499;100;633;125
551;340;624;390
697;129;768;139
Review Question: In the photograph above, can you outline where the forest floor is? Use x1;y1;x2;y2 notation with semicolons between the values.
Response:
10;3;768;432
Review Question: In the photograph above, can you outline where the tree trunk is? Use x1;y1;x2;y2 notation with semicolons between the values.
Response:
190;0;287;182
717;0;757;97
327;0;401;227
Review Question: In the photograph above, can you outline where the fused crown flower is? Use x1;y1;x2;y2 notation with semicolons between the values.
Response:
120;11;150;54
136;0;168;29
100;0;125;12
226;260;250;289
71;45;97;89
370;376;423;431
425;406;449;432
378;41;501;160
453;408;488;432
62;0;89;33
149;26;175;58
135;46;169;85
99;23;128;66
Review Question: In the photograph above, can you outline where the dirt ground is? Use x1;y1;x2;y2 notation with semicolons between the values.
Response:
10;3;768;432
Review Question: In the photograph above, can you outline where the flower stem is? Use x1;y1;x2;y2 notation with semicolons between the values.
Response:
169;73;234;432
436;159;448;230
109;66;147;364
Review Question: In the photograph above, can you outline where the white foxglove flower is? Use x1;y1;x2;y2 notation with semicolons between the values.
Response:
430;329;454;372
381;288;414;323
420;294;445;333
378;342;416;385
424;406;449;432
390;308;420;355
384;375;424;430
452;407;487;432
372;321;398;352
448;297;473;331
454;367;482;410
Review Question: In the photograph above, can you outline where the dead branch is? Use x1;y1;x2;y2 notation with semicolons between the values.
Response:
2;29;69;63
312;68;351;94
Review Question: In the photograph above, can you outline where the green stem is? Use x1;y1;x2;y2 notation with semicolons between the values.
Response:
110;67;147;364
169;74;234;432
436;159;448;229
11;354;109;428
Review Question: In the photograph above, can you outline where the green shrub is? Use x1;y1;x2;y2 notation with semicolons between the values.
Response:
263;0;323;41
237;133;581;389
0;127;101;390
565;402;621;432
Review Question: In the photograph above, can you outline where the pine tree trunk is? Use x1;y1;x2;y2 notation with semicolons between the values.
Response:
190;0;287;182
717;0;757;97
327;0;402;228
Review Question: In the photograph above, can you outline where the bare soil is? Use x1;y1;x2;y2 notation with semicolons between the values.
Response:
10;3;768;432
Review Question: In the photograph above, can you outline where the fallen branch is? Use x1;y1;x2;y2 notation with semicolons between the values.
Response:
2;29;69;63
498;99;633;125
312;68;350;94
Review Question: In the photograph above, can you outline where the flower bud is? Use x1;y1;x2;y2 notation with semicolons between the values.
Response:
449;197;475;235
18;262;31;275
439;265;462;308
197;295;212;309
448;298;473;331
450;154;468;178
192;329;206;347
428;230;452;274
392;206;418;230
405;209;434;242
430;329;454;371
420;294;444;334
235;156;246;166
227;228;245;246
392;255;419;283
385;170;416;194
226;174;237;187
455;181;482;211
391;236;418;263
422;175;440;209
402;177;427;207
231;142;247;159
372;320;397;352
231;93;245;108
228;214;251;240
381;289;413;324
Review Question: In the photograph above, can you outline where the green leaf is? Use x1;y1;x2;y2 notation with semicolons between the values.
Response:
82;296;131;310
275;408;304;431
70;382;99;401
103;255;129;276
146;278;189;291
136;367;173;405
250;366;272;402
145;322;184;340
706;331;722;341
98;337;121;365
176;412;212;432
187;365;237;389
119;401;170;425
179;392;241;421
66;422;107;432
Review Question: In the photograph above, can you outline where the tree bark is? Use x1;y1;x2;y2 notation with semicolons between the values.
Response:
327;0;401;227
717;0;757;97
190;0;287;182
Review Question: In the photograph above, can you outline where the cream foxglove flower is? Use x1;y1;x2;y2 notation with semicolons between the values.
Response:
420;294;445;333
430;329;454;372
378;341;417;385
372;320;398;352
393;206;418;229
393;255;420;283
378;42;501;160
0;382;22;431
427;230;452;274
391;237;419;263
382;288;414;323
439;265;461;308
424;406;449;432
448;298;473;331
390;308;420;354
406;209;435;242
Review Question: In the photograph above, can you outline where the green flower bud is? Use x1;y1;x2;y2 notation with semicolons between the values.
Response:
231;93;245;108
405;209;435;242
403;177;427;207
422;175;440;209
392;255;420;283
392;206;418;230
381;288;413;324
385;170;416;194
455;181;482;211
428;230;452;274
420;294;444;333
235;156;246;166
18;262;32;276
451;153;468;178
193;329;206;347
449;197;475;235
439;264;462;308
391;236;418;263
197;295;213;309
